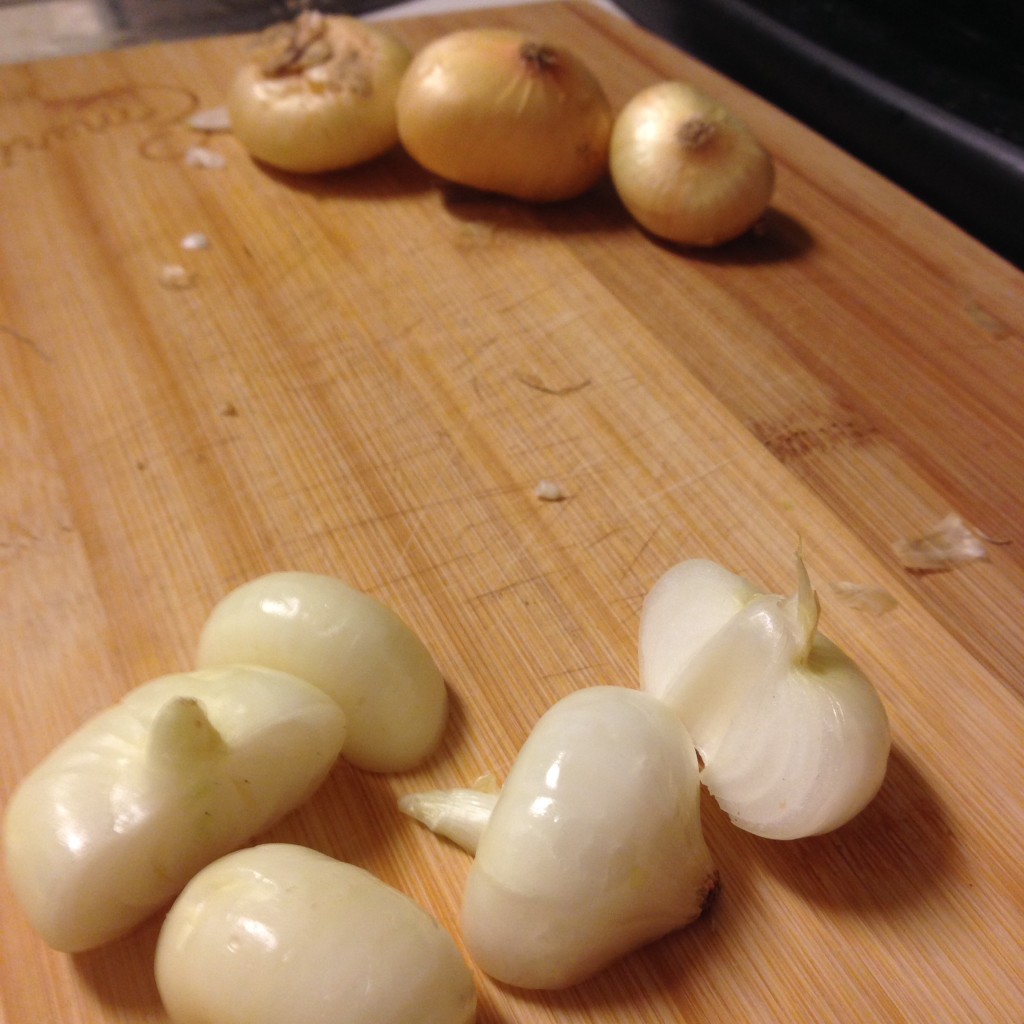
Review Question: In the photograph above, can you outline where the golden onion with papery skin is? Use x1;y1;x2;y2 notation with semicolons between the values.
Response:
228;12;410;173
610;80;775;246
396;28;612;202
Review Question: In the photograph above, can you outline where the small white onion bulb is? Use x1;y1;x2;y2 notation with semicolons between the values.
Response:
196;571;449;773
610;80;775;246
228;12;411;173
640;556;891;839
156;844;477;1024
396;28;612;202
2;666;346;952
401;687;718;990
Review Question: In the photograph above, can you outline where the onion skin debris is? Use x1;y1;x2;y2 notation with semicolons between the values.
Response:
2;666;346;952
156;843;477;1024
396;28;613;202
641;556;891;839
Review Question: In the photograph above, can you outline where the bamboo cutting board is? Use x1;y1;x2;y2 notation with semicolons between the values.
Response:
2;3;1023;1021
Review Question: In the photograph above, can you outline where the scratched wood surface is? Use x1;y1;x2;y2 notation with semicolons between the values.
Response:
2;3;1023;1022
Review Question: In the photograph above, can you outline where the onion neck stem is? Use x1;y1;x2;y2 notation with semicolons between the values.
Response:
149;697;226;770
519;41;559;74
788;552;821;661
677;117;717;150
260;10;332;76
399;787;498;854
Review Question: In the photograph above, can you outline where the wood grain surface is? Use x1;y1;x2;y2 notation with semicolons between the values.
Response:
2;3;1022;1022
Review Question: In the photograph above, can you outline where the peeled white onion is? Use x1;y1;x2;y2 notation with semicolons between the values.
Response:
196;571;448;772
640;556;890;839
228;12;411;173
610;80;775;246
396;28;612;202
641;558;762;703
156;843;477;1024
402;686;717;989
2;666;346;951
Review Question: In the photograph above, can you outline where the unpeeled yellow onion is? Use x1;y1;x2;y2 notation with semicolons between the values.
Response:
228;12;411;174
610;80;775;246
395;28;612;202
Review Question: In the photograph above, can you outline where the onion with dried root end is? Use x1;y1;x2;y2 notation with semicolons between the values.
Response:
641;555;891;840
197;571;449;773
228;12;411;173
610;81;775;246
401;686;718;990
156;844;477;1024
396;28;612;202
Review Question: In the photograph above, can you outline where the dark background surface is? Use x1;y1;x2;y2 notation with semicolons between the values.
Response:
103;0;1024;268
610;0;1024;269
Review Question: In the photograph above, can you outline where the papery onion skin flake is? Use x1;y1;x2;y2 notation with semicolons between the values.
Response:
892;512;989;571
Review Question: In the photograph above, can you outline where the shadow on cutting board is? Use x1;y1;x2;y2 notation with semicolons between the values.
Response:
74;914;164;1016
244;145;435;202
741;743;959;914
640;207;816;267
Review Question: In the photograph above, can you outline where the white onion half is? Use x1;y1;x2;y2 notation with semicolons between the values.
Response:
2;666;346;951
640;557;891;839
640;558;761;703
197;571;448;773
156;844;477;1024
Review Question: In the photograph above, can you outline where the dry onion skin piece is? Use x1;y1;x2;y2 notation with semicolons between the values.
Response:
227;12;411;174
832;580;899;615
892;512;989;571
640;556;891;840
395;28;612;202
609;80;775;246
196;571;448;773
183;145;227;169
156;844;477;1024
187;105;231;132
399;781;498;855
402;687;717;990
2;667;346;952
